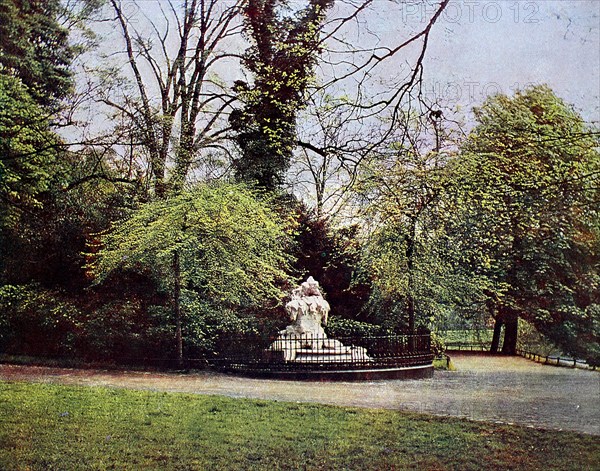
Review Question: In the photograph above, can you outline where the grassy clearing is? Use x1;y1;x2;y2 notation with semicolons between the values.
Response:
1;382;598;470
440;329;494;346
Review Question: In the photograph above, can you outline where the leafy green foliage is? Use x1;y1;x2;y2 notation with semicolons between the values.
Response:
325;316;387;338
0;75;58;225
0;284;81;357
0;0;74;109
356;129;489;332
89;183;294;358
81;299;174;362
3;156;138;290
0;0;104;291
429;331;447;357
516;319;562;357
91;183;293;308
362;222;487;331
0;272;203;362
231;0;334;189
0;281;178;363
449;85;600;358
181;294;282;357
292;205;370;321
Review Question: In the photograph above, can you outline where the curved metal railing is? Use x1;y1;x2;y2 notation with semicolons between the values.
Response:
209;332;433;374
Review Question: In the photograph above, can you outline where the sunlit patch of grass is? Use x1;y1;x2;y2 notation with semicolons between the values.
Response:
1;381;598;470
433;355;456;371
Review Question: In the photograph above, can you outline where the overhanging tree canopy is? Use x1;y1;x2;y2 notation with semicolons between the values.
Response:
449;85;600;358
88;183;294;363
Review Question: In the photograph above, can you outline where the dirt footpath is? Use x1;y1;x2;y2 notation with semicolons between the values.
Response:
1;353;598;435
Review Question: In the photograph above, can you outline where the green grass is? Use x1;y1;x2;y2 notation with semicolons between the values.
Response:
1;382;598;470
432;355;456;371
440;329;494;345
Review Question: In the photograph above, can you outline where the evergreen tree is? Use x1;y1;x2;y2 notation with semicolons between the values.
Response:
0;75;58;227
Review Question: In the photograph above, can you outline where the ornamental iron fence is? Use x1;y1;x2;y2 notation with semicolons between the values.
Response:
209;331;433;374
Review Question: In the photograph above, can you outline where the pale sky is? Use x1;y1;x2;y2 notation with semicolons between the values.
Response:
416;0;600;123
87;0;600;126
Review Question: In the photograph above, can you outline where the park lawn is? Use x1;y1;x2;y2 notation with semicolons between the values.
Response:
441;329;494;346
0;382;598;470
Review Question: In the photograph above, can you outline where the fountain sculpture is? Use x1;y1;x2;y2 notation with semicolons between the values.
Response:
268;277;369;363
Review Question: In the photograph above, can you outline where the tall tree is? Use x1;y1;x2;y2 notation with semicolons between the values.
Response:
95;0;245;197
0;0;77;223
84;1;449;195
0;75;58;227
353;113;477;333
0;0;74;109
0;0;111;287
230;0;334;189
231;0;450;192
89;183;293;365
450;85;600;356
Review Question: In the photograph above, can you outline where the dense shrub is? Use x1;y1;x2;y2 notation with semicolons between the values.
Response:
0;284;81;357
325;316;387;338
79;301;173;362
0;283;175;363
430;332;446;357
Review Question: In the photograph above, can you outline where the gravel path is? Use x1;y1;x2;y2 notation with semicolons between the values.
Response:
2;353;598;435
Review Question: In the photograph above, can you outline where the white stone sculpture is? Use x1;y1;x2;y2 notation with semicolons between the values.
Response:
281;276;329;338
268;276;370;362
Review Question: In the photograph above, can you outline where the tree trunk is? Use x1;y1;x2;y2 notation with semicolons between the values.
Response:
490;318;503;353
501;317;518;355
406;293;416;351
502;214;521;356
406;224;416;350
407;294;415;333
173;250;183;368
